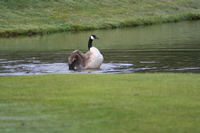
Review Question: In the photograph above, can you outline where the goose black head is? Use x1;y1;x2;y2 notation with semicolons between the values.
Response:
88;34;99;50
90;34;99;40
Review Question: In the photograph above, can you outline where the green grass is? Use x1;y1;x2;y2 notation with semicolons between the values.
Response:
0;73;200;133
0;0;200;37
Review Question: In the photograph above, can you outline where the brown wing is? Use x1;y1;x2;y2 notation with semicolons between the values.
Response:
68;50;88;70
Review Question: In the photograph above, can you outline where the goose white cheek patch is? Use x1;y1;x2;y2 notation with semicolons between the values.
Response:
90;36;94;40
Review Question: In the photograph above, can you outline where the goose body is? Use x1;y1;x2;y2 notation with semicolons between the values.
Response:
68;35;103;70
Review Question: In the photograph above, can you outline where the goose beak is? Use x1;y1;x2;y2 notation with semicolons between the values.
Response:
95;36;99;39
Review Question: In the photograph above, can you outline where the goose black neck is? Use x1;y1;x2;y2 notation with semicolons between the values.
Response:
88;38;93;50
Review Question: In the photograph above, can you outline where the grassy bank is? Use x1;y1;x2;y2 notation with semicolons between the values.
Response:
0;73;200;133
0;0;200;37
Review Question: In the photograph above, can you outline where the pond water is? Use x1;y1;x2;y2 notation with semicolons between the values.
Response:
0;20;200;75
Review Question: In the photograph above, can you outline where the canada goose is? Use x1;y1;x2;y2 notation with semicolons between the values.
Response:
68;34;104;70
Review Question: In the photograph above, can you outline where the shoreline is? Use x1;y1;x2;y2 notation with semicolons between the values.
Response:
0;0;200;37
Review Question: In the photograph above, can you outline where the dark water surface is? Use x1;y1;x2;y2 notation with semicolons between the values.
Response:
0;21;200;75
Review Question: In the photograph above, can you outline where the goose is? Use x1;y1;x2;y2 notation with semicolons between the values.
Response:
68;34;104;70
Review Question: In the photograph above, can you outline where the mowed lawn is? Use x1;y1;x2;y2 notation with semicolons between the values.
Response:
1;0;200;36
0;73;200;133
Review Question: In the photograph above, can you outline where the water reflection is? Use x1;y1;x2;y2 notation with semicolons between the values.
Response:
0;21;200;75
